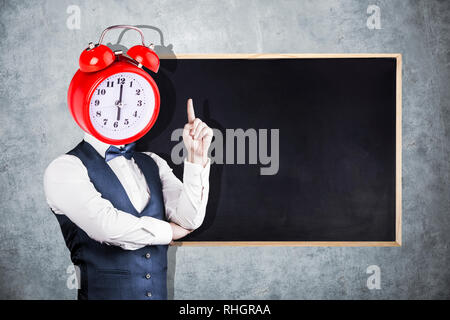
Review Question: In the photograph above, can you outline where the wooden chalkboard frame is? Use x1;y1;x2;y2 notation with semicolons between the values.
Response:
163;53;402;247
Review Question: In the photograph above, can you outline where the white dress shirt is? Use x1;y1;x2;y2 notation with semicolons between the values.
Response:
44;133;210;250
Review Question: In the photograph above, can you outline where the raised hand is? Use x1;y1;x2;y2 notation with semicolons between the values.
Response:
182;99;213;167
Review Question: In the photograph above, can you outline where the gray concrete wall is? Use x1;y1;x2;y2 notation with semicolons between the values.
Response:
0;0;449;299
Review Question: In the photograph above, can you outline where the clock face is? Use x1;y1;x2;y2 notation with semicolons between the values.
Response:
89;72;155;140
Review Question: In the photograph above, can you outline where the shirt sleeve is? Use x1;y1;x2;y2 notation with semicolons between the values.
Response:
146;152;211;230
43;155;173;250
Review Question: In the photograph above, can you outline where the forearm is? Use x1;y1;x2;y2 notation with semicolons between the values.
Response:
75;201;173;249
162;158;211;230
171;184;207;230
50;192;173;250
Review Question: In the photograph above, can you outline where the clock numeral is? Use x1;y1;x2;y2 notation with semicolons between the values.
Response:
133;111;138;117
94;100;100;106
136;89;141;95
137;100;142;106
124;119;129;125
103;119;108;125
117;78;125;85
113;121;118;128
97;89;106;95
129;81;133;88
96;111;101;117
106;81;114;87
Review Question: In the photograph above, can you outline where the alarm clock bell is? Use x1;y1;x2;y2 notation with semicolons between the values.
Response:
79;25;160;73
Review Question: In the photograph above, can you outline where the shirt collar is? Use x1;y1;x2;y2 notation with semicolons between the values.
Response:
83;133;124;159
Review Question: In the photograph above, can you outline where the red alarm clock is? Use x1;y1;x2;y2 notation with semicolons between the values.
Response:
68;25;161;145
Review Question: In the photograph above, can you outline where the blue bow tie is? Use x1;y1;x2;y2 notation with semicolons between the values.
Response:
105;142;136;162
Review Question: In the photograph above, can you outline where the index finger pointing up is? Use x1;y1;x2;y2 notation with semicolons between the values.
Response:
187;98;195;124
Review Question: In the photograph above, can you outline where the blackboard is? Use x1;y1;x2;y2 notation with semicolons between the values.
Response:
137;54;402;246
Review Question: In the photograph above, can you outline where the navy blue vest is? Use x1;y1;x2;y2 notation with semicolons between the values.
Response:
53;141;168;300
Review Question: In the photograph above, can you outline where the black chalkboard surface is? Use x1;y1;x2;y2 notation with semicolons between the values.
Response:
137;54;402;246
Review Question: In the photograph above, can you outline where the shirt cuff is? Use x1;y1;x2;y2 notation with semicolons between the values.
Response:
141;216;173;245
183;158;211;186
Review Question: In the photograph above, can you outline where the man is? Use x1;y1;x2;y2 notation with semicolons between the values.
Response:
44;99;213;300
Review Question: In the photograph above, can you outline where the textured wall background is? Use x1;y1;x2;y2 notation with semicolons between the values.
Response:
0;0;449;299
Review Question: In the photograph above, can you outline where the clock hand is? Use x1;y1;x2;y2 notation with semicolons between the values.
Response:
116;84;123;121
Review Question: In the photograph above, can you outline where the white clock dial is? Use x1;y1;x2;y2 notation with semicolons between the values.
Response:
89;72;155;140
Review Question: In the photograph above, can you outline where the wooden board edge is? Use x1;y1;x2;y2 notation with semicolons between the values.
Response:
396;54;403;246
172;241;401;247
159;53;403;59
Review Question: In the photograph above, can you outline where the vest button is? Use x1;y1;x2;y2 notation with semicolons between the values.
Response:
145;253;151;259
145;273;151;279
146;292;152;297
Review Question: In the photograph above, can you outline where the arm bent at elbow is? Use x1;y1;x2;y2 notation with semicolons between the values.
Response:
148;153;211;231
44;155;173;250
